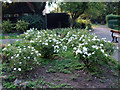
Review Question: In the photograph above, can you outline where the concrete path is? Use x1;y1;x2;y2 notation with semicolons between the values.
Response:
92;25;120;61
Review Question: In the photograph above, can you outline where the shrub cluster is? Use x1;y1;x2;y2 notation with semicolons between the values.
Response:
73;19;92;30
2;20;13;33
2;20;29;33
15;20;29;32
2;28;117;75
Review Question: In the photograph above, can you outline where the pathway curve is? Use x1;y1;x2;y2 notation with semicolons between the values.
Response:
92;25;120;61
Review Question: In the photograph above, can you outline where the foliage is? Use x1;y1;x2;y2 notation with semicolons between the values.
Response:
90;2;119;24
2;41;41;75
2;28;118;76
73;19;92;30
2;20;13;33
59;2;105;27
106;14;120;30
18;14;46;30
15;20;29;32
106;14;120;22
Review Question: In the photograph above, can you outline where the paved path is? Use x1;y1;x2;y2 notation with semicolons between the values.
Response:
1;39;22;45
92;25;120;61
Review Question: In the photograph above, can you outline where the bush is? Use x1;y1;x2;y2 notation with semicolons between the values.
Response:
2;41;41;75
106;14;120;30
73;19;92;30
2;20;13;33
15;20;29;32
85;24;92;30
106;14;120;21
20;28;67;58
18;14;46;30
2;28;117;76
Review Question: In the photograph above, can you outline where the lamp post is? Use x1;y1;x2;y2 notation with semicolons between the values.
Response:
42;8;47;30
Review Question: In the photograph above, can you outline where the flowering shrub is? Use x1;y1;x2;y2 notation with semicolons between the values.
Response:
20;28;68;58
2;41;41;74
2;28;117;75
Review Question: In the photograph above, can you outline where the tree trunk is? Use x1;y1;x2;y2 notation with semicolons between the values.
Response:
70;18;75;28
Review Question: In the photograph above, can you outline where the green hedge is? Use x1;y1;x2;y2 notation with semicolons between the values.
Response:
106;14;120;30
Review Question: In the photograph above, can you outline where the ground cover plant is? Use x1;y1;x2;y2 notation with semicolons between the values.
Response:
1;28;119;88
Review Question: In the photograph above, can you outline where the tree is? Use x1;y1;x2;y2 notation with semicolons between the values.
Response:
90;2;120;24
59;2;105;27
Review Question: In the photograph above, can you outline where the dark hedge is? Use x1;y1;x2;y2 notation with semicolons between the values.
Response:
106;14;120;30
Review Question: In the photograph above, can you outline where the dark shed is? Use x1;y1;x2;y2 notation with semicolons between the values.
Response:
47;13;70;29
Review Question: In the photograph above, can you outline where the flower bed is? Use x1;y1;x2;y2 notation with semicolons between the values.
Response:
2;28;118;75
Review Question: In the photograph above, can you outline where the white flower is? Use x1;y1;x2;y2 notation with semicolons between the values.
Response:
83;55;86;57
78;43;84;47
101;49;104;53
19;62;22;64
63;46;67;51
28;57;30;59
37;53;41;56
72;44;74;47
11;56;14;59
2;48;7;51
92;52;95;55
92;45;97;49
73;47;77;50
16;54;19;57
54;45;59;49
44;43;48;45
88;53;91;56
24;48;26;50
35;51;38;53
28;46;30;48
30;40;34;43
105;54;108;57
76;49;82;55
8;44;11;46
13;68;16;70
31;52;33;54
18;68;21;71
58;35;60;37
83;47;87;53
100;44;103;46
89;29;92;32
31;47;34;49
49;40;52;42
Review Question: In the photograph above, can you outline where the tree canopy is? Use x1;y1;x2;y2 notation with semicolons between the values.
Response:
58;2;105;27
